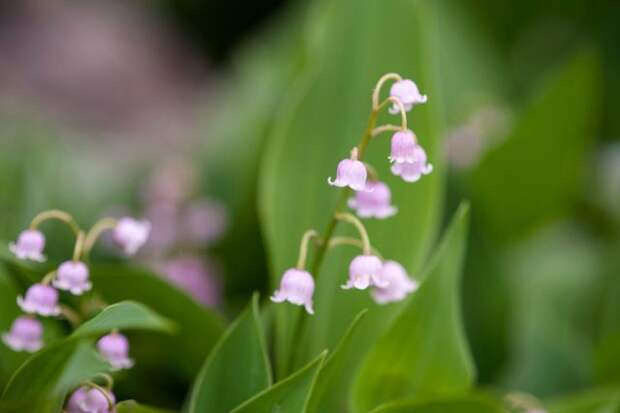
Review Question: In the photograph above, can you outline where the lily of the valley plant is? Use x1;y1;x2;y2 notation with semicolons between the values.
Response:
271;73;428;313
3;210;150;412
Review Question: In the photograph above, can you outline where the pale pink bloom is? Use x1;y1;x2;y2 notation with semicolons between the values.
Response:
9;229;46;262
342;255;386;290
113;217;151;255
17;284;60;317
389;79;427;114
2;316;43;352
271;269;315;314
97;332;134;370
371;260;419;304
389;130;418;164
53;261;92;295
66;386;116;413
348;181;397;219
160;256;221;307
390;145;433;182
328;158;368;191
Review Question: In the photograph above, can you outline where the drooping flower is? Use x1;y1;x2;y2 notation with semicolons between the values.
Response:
328;158;368;191
271;269;315;314
371;260;419;304
97;332;134;370
17;283;60;317
9;229;46;262
53;261;92;295
342;255;387;290
112;217;151;255
390;145;433;182
66;386;116;413
389;130;418;164
2;316;43;352
388;79;427;114
348;181;397;219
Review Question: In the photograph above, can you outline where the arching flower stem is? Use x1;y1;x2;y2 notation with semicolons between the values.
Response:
30;210;81;236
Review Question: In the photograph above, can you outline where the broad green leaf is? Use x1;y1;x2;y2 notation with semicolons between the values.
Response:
115;400;176;413
259;0;446;378
369;394;507;413
1;340;110;413
71;301;175;339
306;309;368;413
187;294;271;413
547;388;620;413
230;351;327;413
352;204;474;412
90;265;225;378
471;51;601;242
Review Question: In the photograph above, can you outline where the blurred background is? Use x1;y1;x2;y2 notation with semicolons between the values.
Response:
0;0;619;409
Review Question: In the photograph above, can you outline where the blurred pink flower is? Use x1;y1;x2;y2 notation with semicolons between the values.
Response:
181;199;228;246
159;256;222;307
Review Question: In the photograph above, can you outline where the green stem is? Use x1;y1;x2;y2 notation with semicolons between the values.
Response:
334;213;371;255
296;230;318;269
82;218;118;259
30;210;81;236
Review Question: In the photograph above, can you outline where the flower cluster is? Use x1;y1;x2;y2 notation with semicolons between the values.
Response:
3;211;148;364
272;74;427;314
2;210;150;411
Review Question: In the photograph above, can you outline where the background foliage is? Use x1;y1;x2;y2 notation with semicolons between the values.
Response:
0;0;618;411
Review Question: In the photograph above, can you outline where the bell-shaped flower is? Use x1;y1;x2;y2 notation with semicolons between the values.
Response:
66;386;116;413
113;217;151;255
342;255;386;290
271;269;315;314
371;260;419;304
348;181;397;219
388;79;427;114
97;332;134;370
390;145;433;182
389;130;419;164
53;261;92;295
328;158;368;192
9;229;46;262
17;283;60;317
2;316;43;352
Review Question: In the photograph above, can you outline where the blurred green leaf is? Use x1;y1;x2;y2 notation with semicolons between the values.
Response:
230;351;326;413
115;400;176;413
187;294;271;413
71;301;175;339
90;265;225;378
369;394;506;413
499;224;601;396
307;309;368;413
352;204;473;412
547;388;620;413
1;340;110;413
471;51;601;242
259;0;446;379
